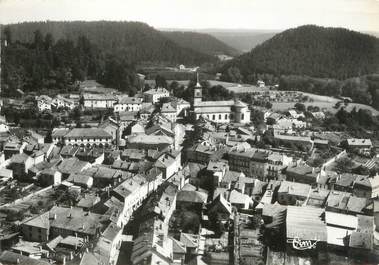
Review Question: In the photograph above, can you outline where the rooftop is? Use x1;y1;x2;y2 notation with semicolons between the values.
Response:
286;206;327;242
64;128;112;139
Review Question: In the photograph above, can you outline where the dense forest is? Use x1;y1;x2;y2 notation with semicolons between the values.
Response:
162;31;239;56
1;28;140;96
222;25;379;80
3;21;216;65
0;21;222;96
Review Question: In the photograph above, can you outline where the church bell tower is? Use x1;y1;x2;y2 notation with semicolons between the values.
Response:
193;72;202;106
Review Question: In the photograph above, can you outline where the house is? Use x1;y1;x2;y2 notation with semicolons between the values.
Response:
176;183;208;212
8;153;35;179
345;139;372;152
139;103;156;120
286;164;320;185
220;170;255;195
160;102;177;123
114;96;143;112
208;193;232;223
277;181;311;205
112;175;153;220
57;157;91;178
39;168;62;186
353;174;379;198
207;160;228;184
131;218;173;265
143;87;170;103
52;95;77;110
228;148;256;177
36;95;53;111
67;172;93;189
48;206;108;239
63;128;112;146
171;98;191;116
267;152;292;180
93;222;123;265
82;93;117;109
227;189;253;209
21;211;50;242
154;150;181;179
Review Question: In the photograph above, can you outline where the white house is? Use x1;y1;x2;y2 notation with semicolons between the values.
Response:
113;96;143;112
83;93;117;109
36;95;53;111
52;95;77;110
63;128;113;146
143;88;170;104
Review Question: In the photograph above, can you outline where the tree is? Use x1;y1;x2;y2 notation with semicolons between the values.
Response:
225;66;243;83
294;103;306;112
155;75;167;88
335;157;354;173
266;117;276;125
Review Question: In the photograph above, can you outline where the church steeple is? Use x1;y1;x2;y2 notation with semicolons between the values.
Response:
193;71;202;105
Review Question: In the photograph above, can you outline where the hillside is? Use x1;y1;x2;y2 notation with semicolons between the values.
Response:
223;25;379;80
162;31;239;56
3;21;215;65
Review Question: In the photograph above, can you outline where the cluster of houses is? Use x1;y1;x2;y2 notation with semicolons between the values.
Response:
1;75;379;265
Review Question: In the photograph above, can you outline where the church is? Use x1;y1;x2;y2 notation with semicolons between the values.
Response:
192;76;251;124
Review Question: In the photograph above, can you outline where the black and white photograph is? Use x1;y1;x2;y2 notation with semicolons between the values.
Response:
0;0;379;264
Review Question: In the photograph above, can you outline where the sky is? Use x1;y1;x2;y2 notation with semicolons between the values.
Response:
0;0;378;32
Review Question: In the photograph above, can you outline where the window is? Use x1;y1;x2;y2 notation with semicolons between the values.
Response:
241;114;245;120
219;114;222;120
225;114;228;119
212;115;215;120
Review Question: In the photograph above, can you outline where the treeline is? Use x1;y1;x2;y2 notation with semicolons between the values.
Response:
278;74;379;109
3;21;215;66
222;25;379;81
1;29;138;96
323;108;379;138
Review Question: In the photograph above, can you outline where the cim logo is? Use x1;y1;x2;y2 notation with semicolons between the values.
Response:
287;237;319;250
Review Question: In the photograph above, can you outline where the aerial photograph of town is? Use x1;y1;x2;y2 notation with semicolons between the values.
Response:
0;0;378;264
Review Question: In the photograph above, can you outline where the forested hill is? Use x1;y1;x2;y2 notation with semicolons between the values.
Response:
162;31;239;56
223;25;379;80
3;21;215;65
